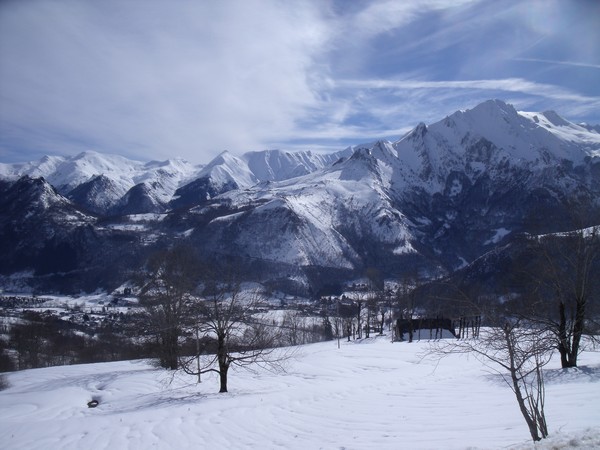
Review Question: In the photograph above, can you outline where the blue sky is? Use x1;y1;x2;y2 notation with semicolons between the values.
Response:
1;0;599;164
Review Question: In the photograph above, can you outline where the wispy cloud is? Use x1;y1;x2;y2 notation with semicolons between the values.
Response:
0;1;330;162
341;0;478;38
513;58;600;70
337;78;600;104
283;76;600;147
0;0;598;164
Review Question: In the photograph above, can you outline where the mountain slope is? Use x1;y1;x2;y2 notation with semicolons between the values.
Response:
67;174;129;215
0;176;95;275
1;100;599;293
169;148;352;209
0;151;203;214
1;148;352;214
175;100;599;281
0;176;148;293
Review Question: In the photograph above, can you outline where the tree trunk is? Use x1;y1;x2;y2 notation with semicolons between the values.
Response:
217;333;229;393
557;299;585;368
161;330;179;370
356;301;362;339
219;363;229;393
570;293;586;367
504;326;542;442
557;301;570;367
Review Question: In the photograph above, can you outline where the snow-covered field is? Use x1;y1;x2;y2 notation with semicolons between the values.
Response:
1;336;599;450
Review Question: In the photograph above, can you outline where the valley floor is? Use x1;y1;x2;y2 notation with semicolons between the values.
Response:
1;336;599;449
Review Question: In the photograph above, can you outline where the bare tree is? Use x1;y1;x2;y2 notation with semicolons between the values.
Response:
281;310;303;346
137;246;200;370
528;224;599;368
365;267;385;337
431;317;552;442
395;274;420;342
181;278;286;393
355;297;364;339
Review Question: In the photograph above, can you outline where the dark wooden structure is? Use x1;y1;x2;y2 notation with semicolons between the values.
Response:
395;315;481;341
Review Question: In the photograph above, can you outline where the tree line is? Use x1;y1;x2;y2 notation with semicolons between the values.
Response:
426;221;599;442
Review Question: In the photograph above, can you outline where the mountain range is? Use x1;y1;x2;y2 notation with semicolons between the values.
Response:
1;99;599;294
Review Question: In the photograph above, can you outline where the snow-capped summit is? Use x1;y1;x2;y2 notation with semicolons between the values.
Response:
0;151;204;214
178;100;600;279
388;99;600;193
450;100;600;159
243;148;352;182
169;148;352;209
1;99;599;294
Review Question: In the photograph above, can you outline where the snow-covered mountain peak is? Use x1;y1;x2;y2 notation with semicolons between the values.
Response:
199;151;257;188
135;158;200;191
32;150;143;193
240;148;355;183
2;99;600;293
391;99;600;175
209;150;235;165
471;98;518;117
579;123;600;134
518;109;600;153
540;110;570;127
70;150;141;173
5;175;76;214
2;99;598;221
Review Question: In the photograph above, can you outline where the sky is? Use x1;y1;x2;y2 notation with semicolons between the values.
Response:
1;0;599;165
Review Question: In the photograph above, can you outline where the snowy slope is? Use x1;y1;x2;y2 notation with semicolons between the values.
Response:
390;99;600;193
1;100;599;291
1;336;599;450
0;151;203;214
170;148;352;209
182;100;600;277
1;148;351;214
243;148;352;182
0;155;64;180
196;143;416;270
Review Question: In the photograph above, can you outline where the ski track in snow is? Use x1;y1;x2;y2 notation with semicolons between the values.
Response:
1;337;599;450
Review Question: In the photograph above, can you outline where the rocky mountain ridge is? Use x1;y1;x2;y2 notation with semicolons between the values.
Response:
1;99;599;294
0;148;352;215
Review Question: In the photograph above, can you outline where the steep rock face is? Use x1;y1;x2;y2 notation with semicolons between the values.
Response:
184;142;421;279
385;100;600;269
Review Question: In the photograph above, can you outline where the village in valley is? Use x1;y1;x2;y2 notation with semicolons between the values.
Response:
0;277;483;374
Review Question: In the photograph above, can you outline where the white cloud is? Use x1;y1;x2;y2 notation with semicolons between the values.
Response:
347;0;478;38
1;0;598;164
336;78;600;104
513;58;600;70
281;76;600;147
0;0;330;162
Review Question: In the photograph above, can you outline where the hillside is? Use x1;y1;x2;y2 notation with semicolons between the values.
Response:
1;336;599;449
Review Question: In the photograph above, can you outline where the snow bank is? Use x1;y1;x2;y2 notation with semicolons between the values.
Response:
1;337;598;449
